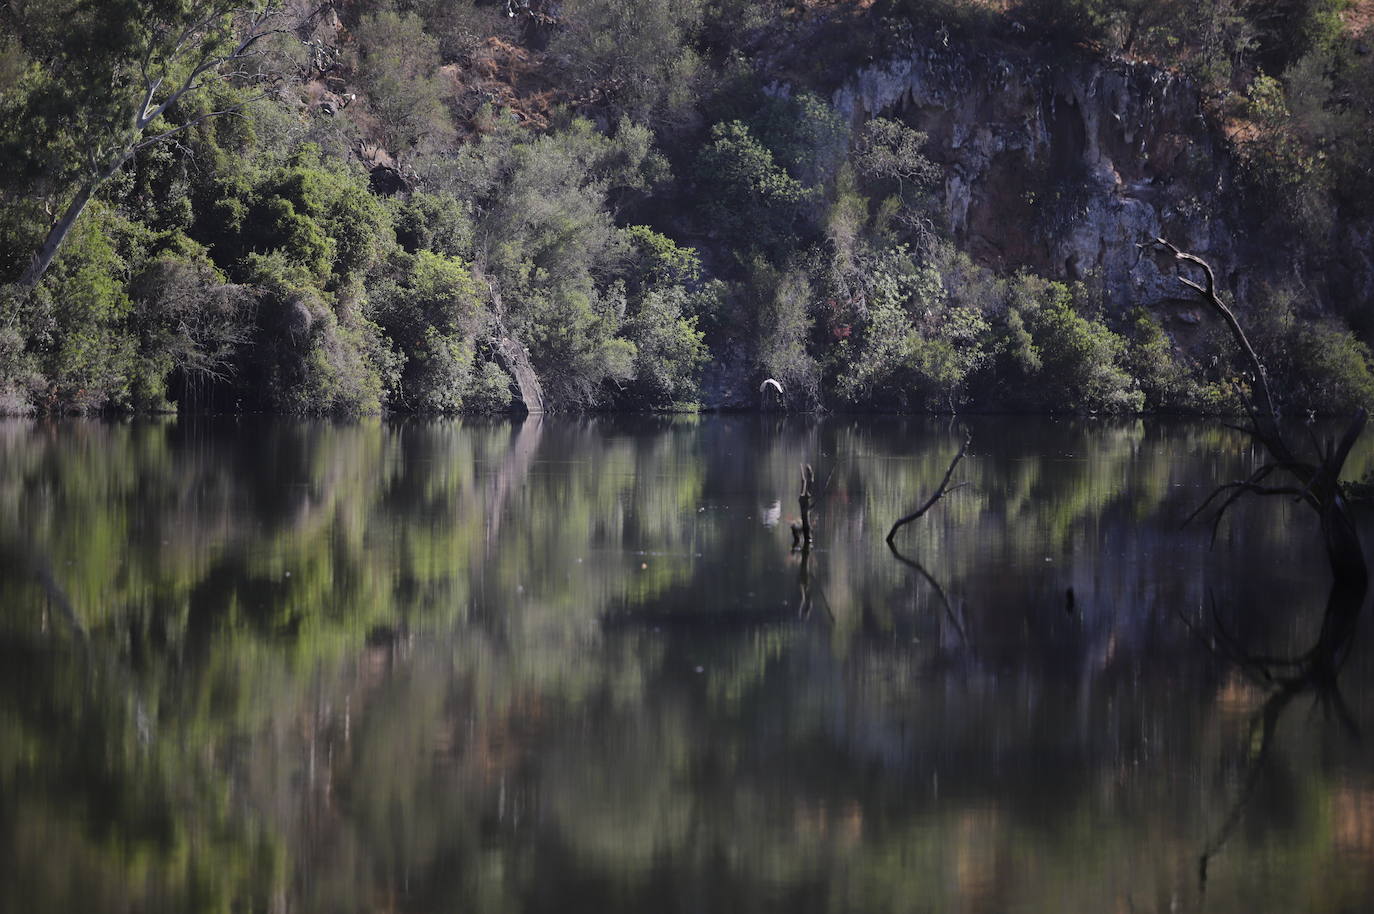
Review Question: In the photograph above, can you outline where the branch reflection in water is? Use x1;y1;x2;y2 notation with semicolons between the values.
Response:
1;415;1372;913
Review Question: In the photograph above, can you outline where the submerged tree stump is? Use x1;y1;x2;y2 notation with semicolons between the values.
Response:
792;463;815;550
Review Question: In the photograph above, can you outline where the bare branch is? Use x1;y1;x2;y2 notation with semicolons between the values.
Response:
794;462;816;549
136;9;282;130
130;102;257;154
1144;238;1285;454
1152;234;1369;590
887;433;971;543
1181;462;1281;529
1206;482;1310;544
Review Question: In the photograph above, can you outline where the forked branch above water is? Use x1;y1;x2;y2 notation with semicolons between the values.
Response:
886;434;971;544
1144;237;1284;451
1146;238;1368;589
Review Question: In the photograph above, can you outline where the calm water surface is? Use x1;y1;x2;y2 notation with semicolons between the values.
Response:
2;416;1372;913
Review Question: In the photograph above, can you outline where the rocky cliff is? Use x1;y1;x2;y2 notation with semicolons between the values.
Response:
829;35;1369;329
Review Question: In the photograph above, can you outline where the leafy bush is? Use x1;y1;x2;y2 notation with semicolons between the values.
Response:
352;9;454;162
464;360;514;414
405;0;515;63
909;302;991;412
747;91;850;187
756;264;821;408
851;118;943;249
1237;72;1333;243
528;284;635;408
614;225;709;407
1124;308;1198;412
622;286;708;408
621;225;701;295
999;275;1142;413
296;311;397;416
25;207;137;412
1288;319;1374;414
443;118;669;408
193;146;389;286
552;0;705;129
238;251;398;415
370;250;485;412
833;245;989;412
833;290;918;408
392;192;474;258
1246;283;1374;415
0;283;37;414
694;121;815;255
853;118;941;197
129;256;255;411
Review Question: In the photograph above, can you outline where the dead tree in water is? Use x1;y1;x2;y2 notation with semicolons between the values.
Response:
791;463;815;550
1147;238;1367;591
1143;240;1369;880
882;433;973;643
1194;570;1363;890
886;434;970;544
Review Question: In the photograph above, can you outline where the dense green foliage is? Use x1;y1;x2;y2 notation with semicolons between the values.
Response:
0;0;1370;415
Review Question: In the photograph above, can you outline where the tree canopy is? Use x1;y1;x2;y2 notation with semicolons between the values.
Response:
0;0;1370;416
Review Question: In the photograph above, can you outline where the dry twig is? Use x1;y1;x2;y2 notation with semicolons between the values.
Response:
886;434;971;544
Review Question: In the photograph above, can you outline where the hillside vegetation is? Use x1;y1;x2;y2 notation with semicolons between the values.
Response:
1;0;1372;415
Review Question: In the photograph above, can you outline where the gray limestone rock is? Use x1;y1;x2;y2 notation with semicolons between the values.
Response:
830;39;1366;322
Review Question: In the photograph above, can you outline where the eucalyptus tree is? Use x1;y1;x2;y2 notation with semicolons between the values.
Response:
1;0;287;289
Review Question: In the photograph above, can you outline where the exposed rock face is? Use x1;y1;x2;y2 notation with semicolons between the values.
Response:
831;40;1306;320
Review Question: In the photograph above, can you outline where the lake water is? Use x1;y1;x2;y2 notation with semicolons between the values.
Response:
1;415;1372;913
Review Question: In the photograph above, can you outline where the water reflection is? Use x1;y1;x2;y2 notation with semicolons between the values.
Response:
1;416;1371;913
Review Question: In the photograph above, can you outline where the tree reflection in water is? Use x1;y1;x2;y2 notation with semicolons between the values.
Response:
0;415;1372;913
1195;572;1365;894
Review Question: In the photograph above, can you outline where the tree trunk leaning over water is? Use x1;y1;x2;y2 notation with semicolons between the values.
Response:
484;276;545;413
1148;238;1367;588
19;2;282;290
494;336;546;414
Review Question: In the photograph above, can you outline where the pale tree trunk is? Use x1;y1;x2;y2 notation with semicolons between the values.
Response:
13;3;280;289
18;156;127;290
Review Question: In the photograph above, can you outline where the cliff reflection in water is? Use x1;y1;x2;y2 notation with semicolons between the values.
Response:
1;415;1372;913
